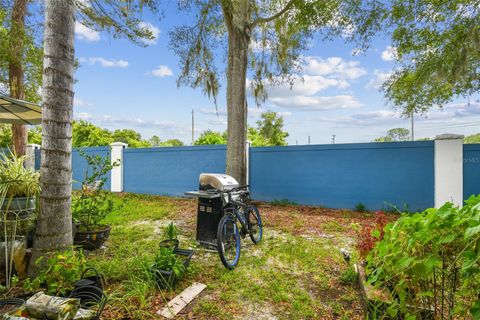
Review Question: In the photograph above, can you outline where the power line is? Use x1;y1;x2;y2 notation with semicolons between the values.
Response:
191;109;195;145
411;112;415;141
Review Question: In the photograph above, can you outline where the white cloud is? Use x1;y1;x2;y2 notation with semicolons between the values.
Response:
149;65;173;77
366;70;392;90
139;22;160;45
315;101;480;127
381;46;397;62
207;117;228;126
80;57;129;68
75;21;100;42
73;97;92;107
270;95;362;111
265;75;350;98
304;56;367;80
199;107;292;120
199;108;227;116
252;56;366;112
75;112;93;120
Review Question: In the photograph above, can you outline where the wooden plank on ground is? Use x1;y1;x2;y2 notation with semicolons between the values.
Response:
157;282;207;319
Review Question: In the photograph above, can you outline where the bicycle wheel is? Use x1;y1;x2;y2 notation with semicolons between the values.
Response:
217;214;241;270
247;205;263;244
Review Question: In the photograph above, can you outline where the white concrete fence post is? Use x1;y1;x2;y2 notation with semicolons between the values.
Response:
110;142;128;192
25;144;40;170
245;140;251;185
434;134;464;208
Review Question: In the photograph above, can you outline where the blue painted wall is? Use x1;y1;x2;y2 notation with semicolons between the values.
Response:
34;148;40;170
123;145;226;196
72;147;111;190
35;147;111;190
463;144;480;200
249;141;435;211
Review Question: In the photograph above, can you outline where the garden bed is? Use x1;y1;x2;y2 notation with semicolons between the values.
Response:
85;193;386;319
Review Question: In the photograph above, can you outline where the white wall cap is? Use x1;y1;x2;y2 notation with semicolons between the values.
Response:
110;142;128;147
435;133;464;140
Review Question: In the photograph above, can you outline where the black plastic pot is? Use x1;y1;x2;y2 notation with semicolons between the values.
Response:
153;248;193;289
0;298;25;315
159;239;179;249
69;285;107;320
75;268;105;290
74;225;111;251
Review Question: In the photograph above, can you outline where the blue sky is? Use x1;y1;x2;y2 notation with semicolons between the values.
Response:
72;4;480;145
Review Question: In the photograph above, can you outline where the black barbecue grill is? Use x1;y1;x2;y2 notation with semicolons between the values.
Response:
185;173;240;249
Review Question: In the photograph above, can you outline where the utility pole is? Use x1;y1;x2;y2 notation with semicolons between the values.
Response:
331;134;336;144
191;109;194;145
411;111;414;141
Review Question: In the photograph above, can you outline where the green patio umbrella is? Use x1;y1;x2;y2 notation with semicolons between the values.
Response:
0;93;41;125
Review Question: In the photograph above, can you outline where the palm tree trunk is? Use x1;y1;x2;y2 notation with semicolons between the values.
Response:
29;0;75;276
8;0;28;156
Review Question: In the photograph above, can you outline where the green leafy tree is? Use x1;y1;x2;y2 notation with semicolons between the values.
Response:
171;0;353;184
0;0;43;156
255;111;288;146
72;120;113;147
161;139;184;147
194;130;227;145
351;1;479;114
0;124;41;147
112;129;150;148
27;125;41;144
248;127;268;147
374;128;410;142
465;133;480;144
0;124;12;147
149;135;161;147
1;0;161;156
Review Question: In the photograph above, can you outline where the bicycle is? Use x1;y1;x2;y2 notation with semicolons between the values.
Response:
215;185;263;269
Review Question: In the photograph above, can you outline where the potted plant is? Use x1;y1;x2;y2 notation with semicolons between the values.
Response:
0;152;40;219
159;222;180;249
151;247;193;290
0;152;40;287
72;152;119;250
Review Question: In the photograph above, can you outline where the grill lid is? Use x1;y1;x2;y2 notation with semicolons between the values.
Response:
199;173;239;191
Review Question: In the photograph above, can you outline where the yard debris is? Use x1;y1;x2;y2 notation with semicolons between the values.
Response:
340;248;351;263
157;282;206;319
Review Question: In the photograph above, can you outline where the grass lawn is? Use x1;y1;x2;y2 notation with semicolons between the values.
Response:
88;193;380;319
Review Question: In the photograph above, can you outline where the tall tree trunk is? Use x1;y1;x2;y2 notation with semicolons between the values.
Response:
225;2;250;185
8;0;28;156
29;0;75;276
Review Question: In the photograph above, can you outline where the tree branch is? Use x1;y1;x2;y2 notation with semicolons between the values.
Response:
252;0;296;27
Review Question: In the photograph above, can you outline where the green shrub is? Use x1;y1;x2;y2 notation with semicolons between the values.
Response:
72;150;121;230
24;249;87;296
271;199;297;206
354;203;367;212
162;222;180;241
152;247;185;278
340;266;357;285
366;195;480;318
